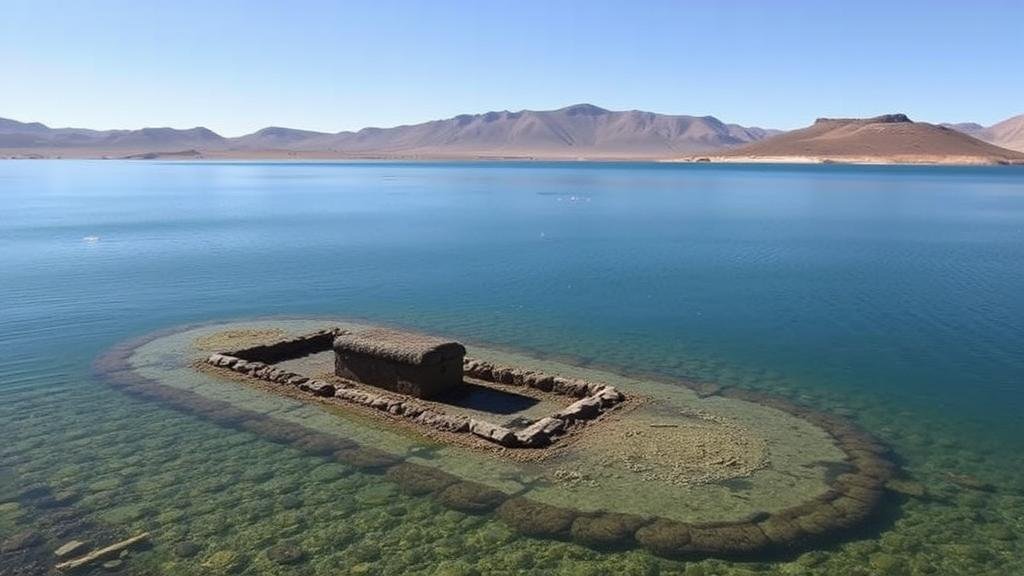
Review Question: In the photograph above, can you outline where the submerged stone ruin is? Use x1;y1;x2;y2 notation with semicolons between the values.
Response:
95;319;905;561
205;328;626;448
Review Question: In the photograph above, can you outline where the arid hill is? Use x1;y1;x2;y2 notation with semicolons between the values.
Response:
0;104;778;160
701;114;1024;165
946;114;1024;153
0;118;225;152
230;126;331;149
288;104;779;158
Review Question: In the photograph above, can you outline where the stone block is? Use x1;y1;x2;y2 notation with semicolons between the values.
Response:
469;419;517;446
334;329;465;399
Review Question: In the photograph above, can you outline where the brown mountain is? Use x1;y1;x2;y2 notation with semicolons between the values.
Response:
946;115;1024;153
279;104;780;158
0;118;226;152
229;126;331;149
0;104;778;159
703;114;1024;165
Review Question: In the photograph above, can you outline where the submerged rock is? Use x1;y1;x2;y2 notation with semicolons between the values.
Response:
635;519;692;557
554;396;602;421
886;478;927;498
497;497;576;538
16;484;51;503
514;417;564;447
172;541;201;558
437;481;507;513
335;447;401;472
201;550;246;574
385;462;458;495
266;543;306;565
294;434;351;456
0;530;42;553
686;522;770;556
468;419;516;446
946;473;996;492
571;513;648;548
757;515;804;549
280;495;303;510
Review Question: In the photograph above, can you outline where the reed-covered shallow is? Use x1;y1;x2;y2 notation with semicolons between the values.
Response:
2;160;1023;574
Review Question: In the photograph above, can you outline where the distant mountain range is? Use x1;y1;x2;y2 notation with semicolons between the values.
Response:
943;115;1024;153
0;104;778;159
2;105;1022;163
697;114;1024;165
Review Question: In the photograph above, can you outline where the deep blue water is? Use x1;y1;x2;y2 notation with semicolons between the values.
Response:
4;161;1023;425
2;160;1024;573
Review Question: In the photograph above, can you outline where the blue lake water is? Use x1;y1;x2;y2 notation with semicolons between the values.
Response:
2;160;1023;574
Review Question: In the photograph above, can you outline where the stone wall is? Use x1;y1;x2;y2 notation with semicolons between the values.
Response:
334;350;464;400
462;358;625;447
203;331;625;449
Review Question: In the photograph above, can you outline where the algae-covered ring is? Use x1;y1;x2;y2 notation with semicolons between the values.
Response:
99;320;902;561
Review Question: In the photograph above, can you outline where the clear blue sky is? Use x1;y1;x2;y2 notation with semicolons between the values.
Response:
2;0;1021;136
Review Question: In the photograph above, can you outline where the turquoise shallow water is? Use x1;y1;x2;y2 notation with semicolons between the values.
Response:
2;160;1023;575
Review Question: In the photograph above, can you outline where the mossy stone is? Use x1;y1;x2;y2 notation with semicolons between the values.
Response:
983;523;1017;541
634;519;692;558
436;481;506;514
830;495;874;526
309;463;348;483
0;530;42;553
336;447;400;472
348;543;381;563
685;522;770;556
280;495;302;510
267;543;306;565
172;541;201;558
757;515;804;548
201;550;246;574
795;504;846;537
886;479;927;498
385;463;458;495
570;513;647;548
838;482;884;507
869;552;909;575
496;497;576;538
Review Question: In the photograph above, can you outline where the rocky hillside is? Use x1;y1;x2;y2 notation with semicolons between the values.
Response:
706;114;1024;164
0;104;778;159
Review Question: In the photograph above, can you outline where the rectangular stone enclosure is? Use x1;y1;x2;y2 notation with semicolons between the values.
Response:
333;329;466;399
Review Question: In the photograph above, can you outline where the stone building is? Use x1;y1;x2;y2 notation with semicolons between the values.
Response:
333;329;466;399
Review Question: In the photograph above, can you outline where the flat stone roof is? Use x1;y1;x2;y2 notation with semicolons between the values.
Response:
333;328;466;366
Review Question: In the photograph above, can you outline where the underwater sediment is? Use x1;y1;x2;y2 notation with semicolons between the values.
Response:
91;319;903;561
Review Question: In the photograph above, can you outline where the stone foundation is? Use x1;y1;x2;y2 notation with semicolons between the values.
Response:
204;329;626;449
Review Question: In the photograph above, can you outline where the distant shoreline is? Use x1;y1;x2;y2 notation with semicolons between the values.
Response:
671;155;1024;167
3;150;1024;166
